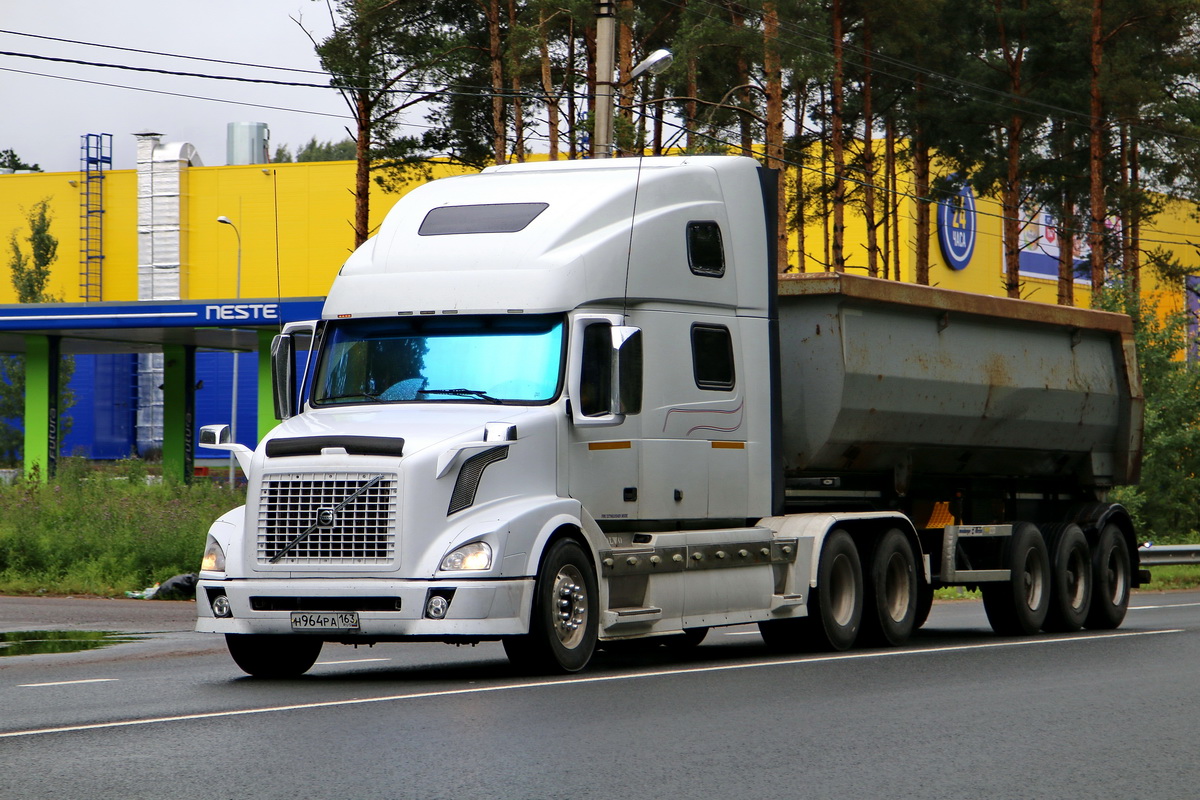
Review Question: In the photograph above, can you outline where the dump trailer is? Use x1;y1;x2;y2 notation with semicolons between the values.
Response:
196;155;1144;677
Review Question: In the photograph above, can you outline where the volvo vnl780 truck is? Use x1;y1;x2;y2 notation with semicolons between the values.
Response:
197;156;1144;676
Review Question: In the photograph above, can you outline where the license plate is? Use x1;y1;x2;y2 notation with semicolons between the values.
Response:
290;611;360;631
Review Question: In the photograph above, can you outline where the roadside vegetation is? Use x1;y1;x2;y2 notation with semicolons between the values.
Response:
0;458;240;597
0;455;1195;598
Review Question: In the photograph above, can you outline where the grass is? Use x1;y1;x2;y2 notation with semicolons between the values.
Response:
0;457;241;597
1;457;1199;599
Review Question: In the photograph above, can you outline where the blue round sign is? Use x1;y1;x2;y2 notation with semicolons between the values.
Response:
937;182;977;271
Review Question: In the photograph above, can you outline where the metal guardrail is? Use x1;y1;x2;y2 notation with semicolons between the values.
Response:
1138;544;1200;566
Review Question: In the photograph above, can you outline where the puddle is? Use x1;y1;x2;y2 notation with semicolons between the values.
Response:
0;630;143;657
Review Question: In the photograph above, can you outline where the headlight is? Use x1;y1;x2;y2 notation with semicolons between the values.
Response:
440;541;492;571
200;536;227;572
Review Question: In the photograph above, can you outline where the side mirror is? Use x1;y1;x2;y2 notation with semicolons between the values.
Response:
271;333;296;420
199;424;231;446
199;423;253;473
569;315;642;427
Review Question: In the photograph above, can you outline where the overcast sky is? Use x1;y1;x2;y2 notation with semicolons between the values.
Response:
0;1;356;172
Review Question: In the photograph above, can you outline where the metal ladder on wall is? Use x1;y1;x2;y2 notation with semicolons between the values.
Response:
78;133;112;302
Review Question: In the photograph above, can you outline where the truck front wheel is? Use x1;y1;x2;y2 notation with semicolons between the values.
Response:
982;522;1050;635
504;538;598;673
225;634;323;678
1084;523;1131;630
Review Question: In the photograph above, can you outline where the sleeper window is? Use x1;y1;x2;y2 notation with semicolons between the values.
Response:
687;221;725;277
691;325;735;390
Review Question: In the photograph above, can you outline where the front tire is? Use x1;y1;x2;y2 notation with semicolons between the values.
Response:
1085;523;1131;630
225;634;322;678
504;538;598;673
982;522;1050;635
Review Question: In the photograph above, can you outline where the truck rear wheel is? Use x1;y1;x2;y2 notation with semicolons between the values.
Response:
1042;523;1092;632
860;529;918;647
758;528;862;652
503;538;598;673
810;529;863;650
1084;523;1131;630
982;522;1050;635
225;634;323;678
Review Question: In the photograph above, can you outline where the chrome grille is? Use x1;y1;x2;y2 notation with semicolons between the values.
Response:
257;472;398;565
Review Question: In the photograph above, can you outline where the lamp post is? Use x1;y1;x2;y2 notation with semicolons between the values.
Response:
592;2;673;158
216;215;241;488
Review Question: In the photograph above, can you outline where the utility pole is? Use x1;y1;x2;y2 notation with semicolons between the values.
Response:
593;1;617;158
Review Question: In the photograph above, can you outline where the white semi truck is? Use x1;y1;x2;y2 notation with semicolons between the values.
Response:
196;155;1145;677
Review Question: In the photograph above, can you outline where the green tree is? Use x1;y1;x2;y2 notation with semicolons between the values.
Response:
0;200;73;465
0;149;40;172
306;0;455;248
1101;275;1200;542
298;137;358;161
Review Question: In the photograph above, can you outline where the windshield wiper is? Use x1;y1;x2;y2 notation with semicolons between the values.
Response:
417;388;502;404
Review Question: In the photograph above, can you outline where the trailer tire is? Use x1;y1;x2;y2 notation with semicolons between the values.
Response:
503;538;598;673
1042;523;1092;632
860;529;918;646
225;634;322;678
982;522;1050;635
1084;523;1131;630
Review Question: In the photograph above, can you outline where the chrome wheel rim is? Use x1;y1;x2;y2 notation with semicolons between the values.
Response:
552;565;588;649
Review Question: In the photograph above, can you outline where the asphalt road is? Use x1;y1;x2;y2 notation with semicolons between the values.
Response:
1;593;1198;799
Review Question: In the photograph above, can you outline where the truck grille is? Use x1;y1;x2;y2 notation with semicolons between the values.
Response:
257;472;398;565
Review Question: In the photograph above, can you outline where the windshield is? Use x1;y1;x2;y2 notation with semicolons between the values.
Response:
311;314;565;406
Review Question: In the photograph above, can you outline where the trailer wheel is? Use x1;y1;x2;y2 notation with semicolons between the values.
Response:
860;529;918;646
1084;523;1131;630
1042;523;1092;632
982;522;1050;635
503;538;598;673
225;634;322;678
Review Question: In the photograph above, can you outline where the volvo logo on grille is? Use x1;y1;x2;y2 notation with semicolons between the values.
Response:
315;508;337;527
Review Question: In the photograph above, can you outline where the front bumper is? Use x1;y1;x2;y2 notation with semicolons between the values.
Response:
195;577;534;638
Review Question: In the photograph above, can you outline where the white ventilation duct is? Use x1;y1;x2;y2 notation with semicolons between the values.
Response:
133;132;203;456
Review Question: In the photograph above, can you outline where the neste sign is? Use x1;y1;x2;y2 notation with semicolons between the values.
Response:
937;182;977;271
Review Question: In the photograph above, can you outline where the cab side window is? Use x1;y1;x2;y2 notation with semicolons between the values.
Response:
687;221;725;277
692;324;734;390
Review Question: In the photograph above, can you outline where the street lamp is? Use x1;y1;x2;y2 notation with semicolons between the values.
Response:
216;215;241;488
592;4;673;159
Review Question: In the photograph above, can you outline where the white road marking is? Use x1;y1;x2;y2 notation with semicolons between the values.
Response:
0;628;1181;739
316;658;391;666
1131;601;1200;610
19;678;118;688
